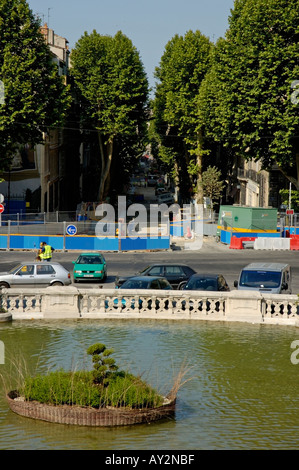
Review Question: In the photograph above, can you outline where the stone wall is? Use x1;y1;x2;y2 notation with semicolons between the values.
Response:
1;287;299;326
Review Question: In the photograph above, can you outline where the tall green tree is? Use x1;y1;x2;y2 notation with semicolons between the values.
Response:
0;0;70;170
195;38;235;193
196;38;231;151
153;31;212;203
70;30;149;202
211;0;299;188
202;165;225;211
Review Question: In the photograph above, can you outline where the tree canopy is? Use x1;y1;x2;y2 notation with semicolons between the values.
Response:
0;0;70;170
152;30;213;203
70;30;149;201
209;0;299;186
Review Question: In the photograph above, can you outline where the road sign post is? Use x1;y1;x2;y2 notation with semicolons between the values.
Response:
66;224;77;236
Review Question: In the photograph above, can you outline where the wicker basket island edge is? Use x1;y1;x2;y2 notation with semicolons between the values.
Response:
7;390;176;427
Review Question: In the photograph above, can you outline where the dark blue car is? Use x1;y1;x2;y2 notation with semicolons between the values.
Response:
179;273;230;291
115;264;196;289
106;276;172;310
179;273;229;312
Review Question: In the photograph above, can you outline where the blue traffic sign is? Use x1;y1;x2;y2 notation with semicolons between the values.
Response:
66;224;77;236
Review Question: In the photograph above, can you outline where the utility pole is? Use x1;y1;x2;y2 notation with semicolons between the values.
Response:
48;8;52;27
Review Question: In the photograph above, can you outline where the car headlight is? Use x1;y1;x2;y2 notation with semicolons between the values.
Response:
74;270;82;274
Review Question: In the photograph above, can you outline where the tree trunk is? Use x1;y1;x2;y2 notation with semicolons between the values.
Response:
194;132;204;204
277;156;299;191
97;132;113;202
195;153;203;204
173;160;180;203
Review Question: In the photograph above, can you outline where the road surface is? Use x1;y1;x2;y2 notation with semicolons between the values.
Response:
0;237;298;292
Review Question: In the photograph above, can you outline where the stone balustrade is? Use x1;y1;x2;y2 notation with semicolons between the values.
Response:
1;286;299;326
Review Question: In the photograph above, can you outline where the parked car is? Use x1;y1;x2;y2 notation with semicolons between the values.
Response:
157;192;175;205
0;262;71;287
180;273;230;291
73;252;107;282
179;273;229;312
234;262;291;294
155;187;167;196
119;276;172;290
147;175;158;187
109;275;173;310
115;264;196;289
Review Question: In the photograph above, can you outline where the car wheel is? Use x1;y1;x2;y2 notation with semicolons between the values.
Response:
178;281;187;290
0;282;9;288
51;281;63;286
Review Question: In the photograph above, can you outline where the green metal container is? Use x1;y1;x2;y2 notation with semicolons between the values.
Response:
217;206;278;236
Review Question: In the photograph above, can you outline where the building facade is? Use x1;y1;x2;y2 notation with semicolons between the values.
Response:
1;24;70;215
229;157;288;210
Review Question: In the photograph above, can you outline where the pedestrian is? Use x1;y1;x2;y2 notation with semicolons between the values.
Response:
39;241;54;262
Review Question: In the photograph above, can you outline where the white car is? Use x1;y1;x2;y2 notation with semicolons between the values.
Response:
0;262;71;288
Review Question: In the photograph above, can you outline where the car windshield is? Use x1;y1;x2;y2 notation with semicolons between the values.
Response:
138;266;150;274
77;256;103;264
9;264;22;274
121;280;150;289
185;277;217;290
239;270;281;288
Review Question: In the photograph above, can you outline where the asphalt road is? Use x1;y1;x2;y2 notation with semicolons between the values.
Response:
0;238;298;292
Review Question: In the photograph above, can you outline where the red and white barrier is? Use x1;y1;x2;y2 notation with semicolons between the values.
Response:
229;236;256;249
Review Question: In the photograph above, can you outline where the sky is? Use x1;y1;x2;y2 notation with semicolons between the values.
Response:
27;0;235;93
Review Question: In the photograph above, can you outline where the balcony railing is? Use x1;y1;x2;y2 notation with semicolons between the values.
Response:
237;168;261;184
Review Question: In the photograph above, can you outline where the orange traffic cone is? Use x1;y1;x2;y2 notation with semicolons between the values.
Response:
186;226;192;239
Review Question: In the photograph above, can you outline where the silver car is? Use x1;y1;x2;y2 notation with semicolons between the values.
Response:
234;262;291;294
0;262;71;288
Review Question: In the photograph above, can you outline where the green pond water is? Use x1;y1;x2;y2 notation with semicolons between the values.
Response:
0;319;298;450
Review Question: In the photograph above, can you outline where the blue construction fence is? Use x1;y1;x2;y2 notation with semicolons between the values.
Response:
0;234;170;251
220;228;299;244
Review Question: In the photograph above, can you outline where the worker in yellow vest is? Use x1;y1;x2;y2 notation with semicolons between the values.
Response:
39;241;54;261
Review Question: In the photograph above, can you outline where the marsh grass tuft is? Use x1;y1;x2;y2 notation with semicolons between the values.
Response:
4;343;171;409
167;358;195;401
19;369;165;409
2;344;194;410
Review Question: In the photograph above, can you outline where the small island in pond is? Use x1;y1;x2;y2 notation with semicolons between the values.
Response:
7;343;178;426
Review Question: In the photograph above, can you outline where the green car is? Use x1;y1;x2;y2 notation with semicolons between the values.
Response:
73;253;107;282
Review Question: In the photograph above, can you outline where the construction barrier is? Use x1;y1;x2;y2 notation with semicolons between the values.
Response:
0;234;170;252
229;236;243;249
229;236;257;249
254;237;290;250
220;230;280;245
290;235;299;250
228;232;299;251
